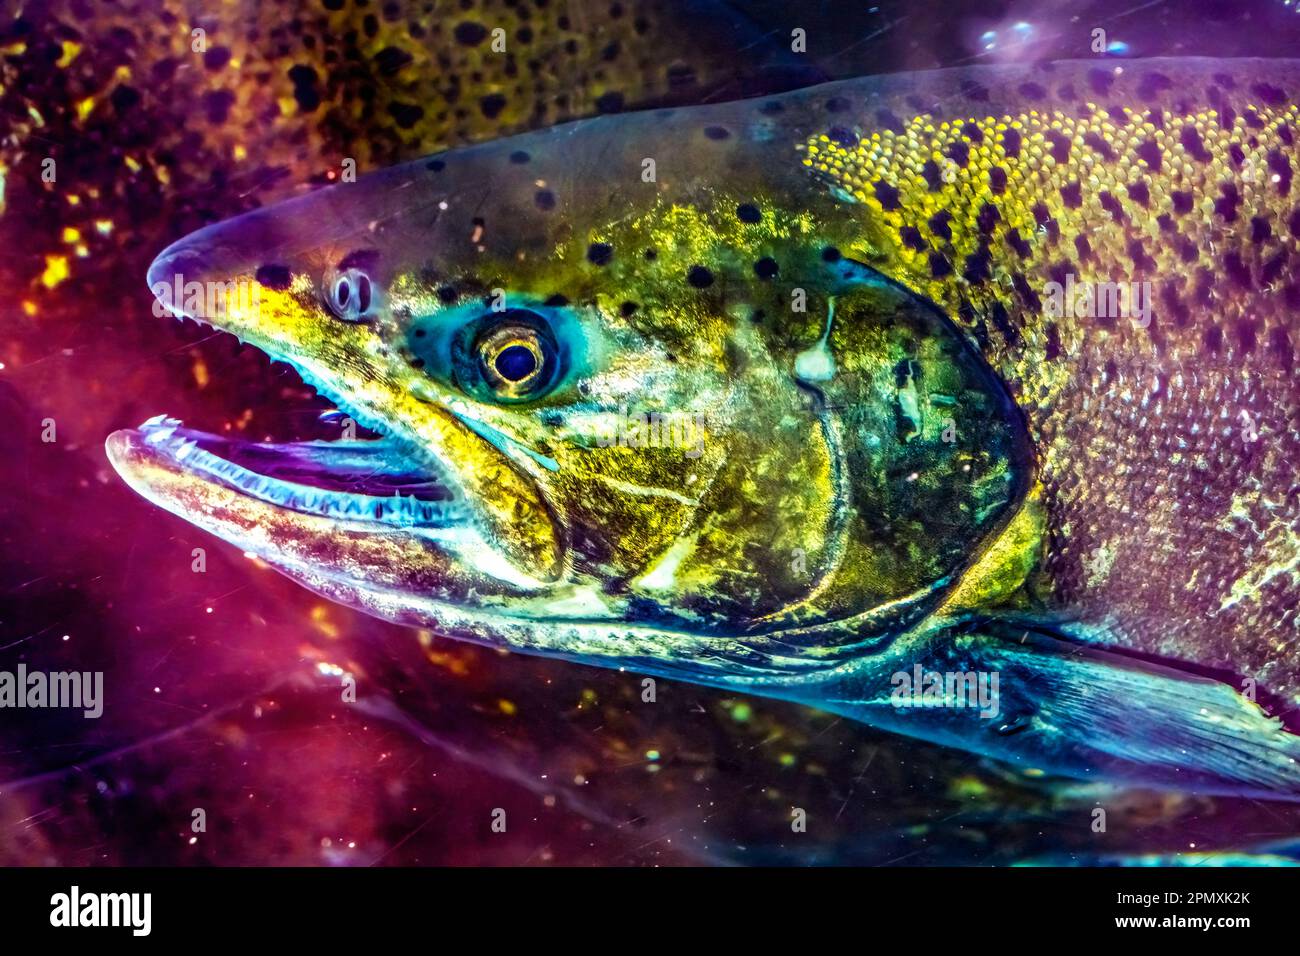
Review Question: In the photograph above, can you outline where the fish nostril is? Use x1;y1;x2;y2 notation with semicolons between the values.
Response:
325;267;376;321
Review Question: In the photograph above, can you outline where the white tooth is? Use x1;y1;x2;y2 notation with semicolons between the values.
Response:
144;426;176;445
141;414;169;427
174;439;198;461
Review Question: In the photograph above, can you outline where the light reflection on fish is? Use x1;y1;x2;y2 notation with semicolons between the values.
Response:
109;58;1300;800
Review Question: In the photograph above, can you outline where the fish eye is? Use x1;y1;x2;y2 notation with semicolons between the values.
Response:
456;308;561;403
325;269;374;321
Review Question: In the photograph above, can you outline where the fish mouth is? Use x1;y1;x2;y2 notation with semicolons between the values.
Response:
112;416;469;531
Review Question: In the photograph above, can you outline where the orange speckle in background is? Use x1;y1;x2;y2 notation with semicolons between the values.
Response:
61;226;80;243
40;255;69;289
309;605;341;639
21;301;37;317
192;356;210;388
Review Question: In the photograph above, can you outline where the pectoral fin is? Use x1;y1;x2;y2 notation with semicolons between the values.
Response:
809;619;1300;800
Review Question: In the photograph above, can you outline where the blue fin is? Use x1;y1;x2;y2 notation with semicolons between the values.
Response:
804;619;1300;800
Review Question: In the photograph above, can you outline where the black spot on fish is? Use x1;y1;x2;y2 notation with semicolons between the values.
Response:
1251;216;1272;244
988;166;1007;194
1006;229;1031;259
874;180;901;211
703;125;730;140
1001;127;1022;159
1045;323;1063;360
1162;284;1190;328
1180;125;1211;162
1204;324;1223;353
620;301;638;317
1218;104;1236;131
753;257;779;279
944;140;970;168
1224;251;1251;289
535;189;556;210
454;21;488;45
255;264;292;290
929;210;953;241
1129;239;1155;273
586;242;613;266
1083;131;1115;162
1135;138;1162;173
1074;235;1092;261
1126;182;1150;207
961;122;984;143
1099;191;1124;223
1045;130;1071;164
1017;82;1046;101
338;249;380;272
1177;237;1198;263
202;90;234;125
1087;68;1114;96
900;226;925;251
389;101;424;128
427;158;446;171
288;64;320;111
921;159;943;192
204;46;232;71
1012;273;1040;311
509;150;530;164
1263;249;1288;286
479;93;506;119
928;252;951;278
1270;325;1294;371
960;79;989;102
1137;71;1173;101
1236;317;1259;353
736;203;761;223
828;126;858;147
822;246;841;262
962;248;991;284
373;45;413;76
989;300;1018;345
595;91;624;113
544;293;569;306
1172;190;1194;215
686;265;714;287
876;108;904;134
1215;182;1241;222
437;285;458;303
1252;82;1288;106
826;96;851;113
1060;182;1082;208
976;202;999;235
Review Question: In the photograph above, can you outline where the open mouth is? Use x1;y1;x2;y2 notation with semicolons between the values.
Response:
129;415;470;530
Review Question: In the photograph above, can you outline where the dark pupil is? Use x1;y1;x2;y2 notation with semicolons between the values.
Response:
494;344;538;382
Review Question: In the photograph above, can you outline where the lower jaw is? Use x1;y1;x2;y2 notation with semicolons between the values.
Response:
118;414;468;530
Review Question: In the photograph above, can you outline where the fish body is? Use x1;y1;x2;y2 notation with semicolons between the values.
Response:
110;58;1300;798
